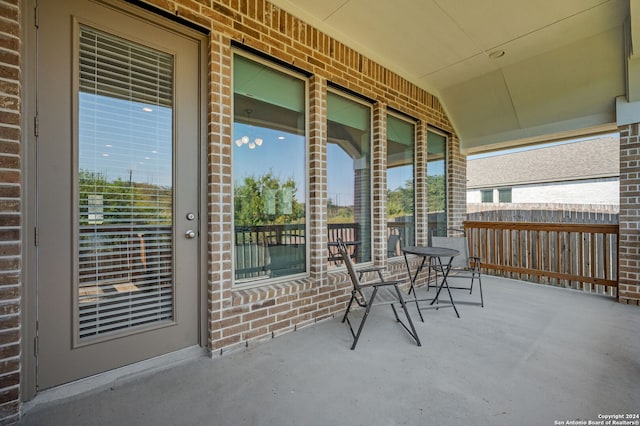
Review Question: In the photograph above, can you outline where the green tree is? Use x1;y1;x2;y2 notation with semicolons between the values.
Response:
386;176;445;216
427;174;446;212
234;172;304;226
327;198;354;223
78;169;172;226
387;179;414;218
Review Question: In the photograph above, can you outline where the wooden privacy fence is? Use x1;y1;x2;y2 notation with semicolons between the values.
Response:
463;221;619;296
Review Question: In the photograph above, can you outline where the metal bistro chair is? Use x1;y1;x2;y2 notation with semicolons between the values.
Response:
387;231;402;258
429;229;484;307
337;238;421;350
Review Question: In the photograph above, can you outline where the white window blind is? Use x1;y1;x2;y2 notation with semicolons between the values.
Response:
77;25;175;340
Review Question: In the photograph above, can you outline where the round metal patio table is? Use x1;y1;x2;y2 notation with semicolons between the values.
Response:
402;246;461;320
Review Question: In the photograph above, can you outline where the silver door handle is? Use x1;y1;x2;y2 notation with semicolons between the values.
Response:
185;230;196;239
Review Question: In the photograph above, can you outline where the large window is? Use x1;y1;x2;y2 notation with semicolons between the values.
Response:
386;114;415;258
427;130;447;236
326;91;372;267
233;53;307;283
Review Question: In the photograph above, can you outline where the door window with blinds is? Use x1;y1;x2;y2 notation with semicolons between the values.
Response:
76;26;174;341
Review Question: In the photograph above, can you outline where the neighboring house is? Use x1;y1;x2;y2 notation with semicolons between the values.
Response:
467;136;619;207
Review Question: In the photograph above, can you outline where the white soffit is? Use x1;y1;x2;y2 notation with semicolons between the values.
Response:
506;28;624;128
440;71;520;138
267;0;629;149
442;27;624;149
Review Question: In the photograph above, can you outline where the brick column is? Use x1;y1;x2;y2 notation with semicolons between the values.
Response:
447;133;466;231
618;123;640;304
414;121;429;246
0;0;22;422
208;34;234;351
372;102;386;265
308;75;327;282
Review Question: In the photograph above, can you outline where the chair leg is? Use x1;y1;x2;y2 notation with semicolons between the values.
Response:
350;287;378;350
478;274;484;307
389;300;401;322
342;292;356;324
393;285;421;347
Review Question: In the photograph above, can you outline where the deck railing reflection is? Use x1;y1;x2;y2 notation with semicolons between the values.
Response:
235;224;306;280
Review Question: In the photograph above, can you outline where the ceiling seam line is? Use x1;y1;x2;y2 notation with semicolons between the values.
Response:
322;0;352;22
425;0;616;81
484;0;615;51
500;68;522;129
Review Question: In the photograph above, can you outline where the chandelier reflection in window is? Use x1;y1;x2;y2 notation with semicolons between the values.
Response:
235;109;263;149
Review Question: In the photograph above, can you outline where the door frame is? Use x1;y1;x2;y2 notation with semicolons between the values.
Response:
22;0;209;401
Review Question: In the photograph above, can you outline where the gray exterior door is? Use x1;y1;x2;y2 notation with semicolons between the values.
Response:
35;0;202;389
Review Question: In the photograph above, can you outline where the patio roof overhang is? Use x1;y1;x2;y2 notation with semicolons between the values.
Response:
268;0;640;152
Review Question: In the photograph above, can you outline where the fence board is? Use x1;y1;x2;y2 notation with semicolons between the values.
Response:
464;221;618;297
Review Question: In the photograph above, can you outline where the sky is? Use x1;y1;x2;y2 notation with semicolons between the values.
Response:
81;97;446;207
79;93;173;187
233;123;307;200
233;123;437;206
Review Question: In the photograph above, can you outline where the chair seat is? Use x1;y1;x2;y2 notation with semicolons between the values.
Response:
429;232;484;308
336;238;421;350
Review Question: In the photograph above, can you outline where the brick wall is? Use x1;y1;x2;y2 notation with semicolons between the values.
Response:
0;0;21;423
138;0;462;354
619;123;640;304
8;0;464;419
7;0;636;422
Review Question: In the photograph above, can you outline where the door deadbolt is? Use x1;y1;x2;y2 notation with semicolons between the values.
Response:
186;212;196;220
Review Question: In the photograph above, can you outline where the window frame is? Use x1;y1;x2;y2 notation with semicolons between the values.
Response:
231;50;310;287
481;189;494;203
427;127;448;237
326;87;374;267
498;188;512;203
385;111;417;258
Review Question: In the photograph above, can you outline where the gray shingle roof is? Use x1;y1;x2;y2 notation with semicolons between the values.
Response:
466;136;619;189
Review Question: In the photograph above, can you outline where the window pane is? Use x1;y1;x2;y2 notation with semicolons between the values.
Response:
427;131;447;237
77;25;174;339
499;188;512;203
386;114;414;257
233;54;307;282
481;190;494;203
327;91;371;266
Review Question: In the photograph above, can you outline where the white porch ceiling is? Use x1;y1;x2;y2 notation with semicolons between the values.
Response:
268;0;633;151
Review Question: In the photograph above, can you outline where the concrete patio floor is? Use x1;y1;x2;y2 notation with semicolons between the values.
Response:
19;276;640;426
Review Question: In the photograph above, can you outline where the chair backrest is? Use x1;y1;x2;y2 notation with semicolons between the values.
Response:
431;235;469;269
387;233;401;258
337;238;363;292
